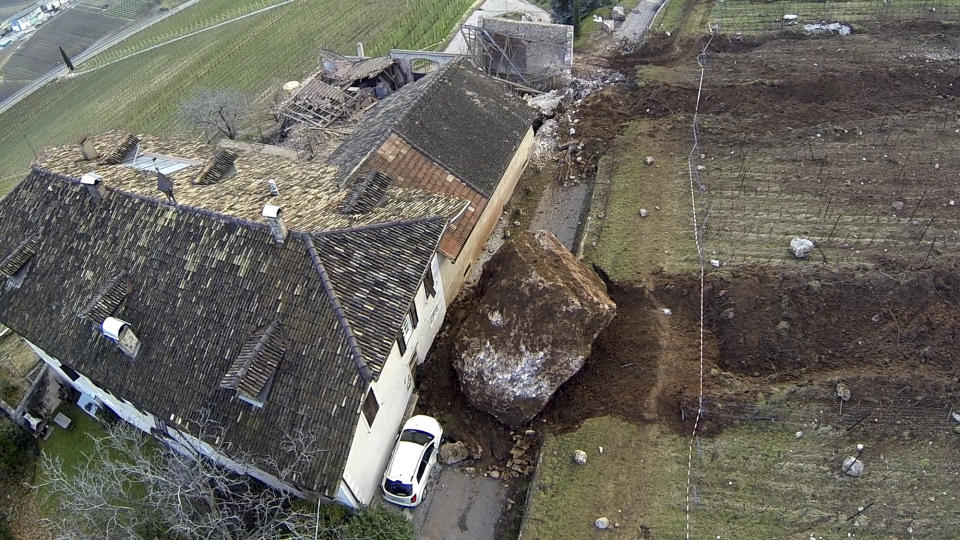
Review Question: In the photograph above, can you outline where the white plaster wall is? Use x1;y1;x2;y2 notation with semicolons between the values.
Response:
337;266;446;507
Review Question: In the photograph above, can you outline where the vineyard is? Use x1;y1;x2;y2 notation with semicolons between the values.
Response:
527;0;960;536
0;6;127;101
0;0;474;191
77;0;161;20
712;0;960;34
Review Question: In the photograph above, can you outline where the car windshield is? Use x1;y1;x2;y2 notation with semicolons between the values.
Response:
383;478;413;496
399;429;434;446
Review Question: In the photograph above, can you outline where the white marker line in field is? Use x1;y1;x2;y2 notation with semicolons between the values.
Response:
77;0;296;76
684;25;716;540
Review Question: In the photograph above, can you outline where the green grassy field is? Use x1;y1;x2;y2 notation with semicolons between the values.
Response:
0;0;475;192
711;0;960;34
522;417;689;539
583;120;697;281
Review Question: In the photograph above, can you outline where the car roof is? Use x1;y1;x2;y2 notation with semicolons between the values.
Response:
384;441;425;483
403;414;441;436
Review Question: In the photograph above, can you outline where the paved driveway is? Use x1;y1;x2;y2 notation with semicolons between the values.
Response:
414;467;507;540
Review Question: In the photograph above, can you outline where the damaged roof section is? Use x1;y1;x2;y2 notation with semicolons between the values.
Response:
277;54;404;129
329;59;535;198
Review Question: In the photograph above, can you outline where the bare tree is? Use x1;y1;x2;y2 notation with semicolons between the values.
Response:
181;89;251;142
35;411;341;540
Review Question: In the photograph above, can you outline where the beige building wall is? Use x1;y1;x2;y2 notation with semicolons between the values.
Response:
438;126;535;301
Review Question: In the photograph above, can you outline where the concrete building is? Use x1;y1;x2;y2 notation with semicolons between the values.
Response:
9;4;43;32
467;17;575;90
0;62;534;508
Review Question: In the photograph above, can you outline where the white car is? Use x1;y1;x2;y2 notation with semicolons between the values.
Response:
381;415;443;507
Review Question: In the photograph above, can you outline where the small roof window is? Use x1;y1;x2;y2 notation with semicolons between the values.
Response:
124;152;200;175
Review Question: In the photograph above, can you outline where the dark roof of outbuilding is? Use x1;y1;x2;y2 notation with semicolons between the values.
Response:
329;59;535;197
0;168;447;496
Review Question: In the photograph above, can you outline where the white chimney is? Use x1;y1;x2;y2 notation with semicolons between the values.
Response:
268;179;280;196
80;172;107;204
102;317;141;358
262;204;288;244
357;41;364;58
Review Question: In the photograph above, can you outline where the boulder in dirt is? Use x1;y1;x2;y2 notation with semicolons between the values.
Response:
842;456;864;477
789;237;814;258
892;200;905;211
453;231;617;427
644;156;654;165
595;517;610;530
439;441;469;465
836;382;851;402
573;450;588;465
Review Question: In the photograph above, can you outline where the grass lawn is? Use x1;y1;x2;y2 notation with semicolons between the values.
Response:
522;416;689;539
34;403;108;511
524;402;960;538
574;0;640;49
583;120;696;281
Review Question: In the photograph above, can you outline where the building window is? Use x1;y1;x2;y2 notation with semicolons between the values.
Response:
124;151;199;175
408;303;419;329
362;388;379;427
59;363;80;381
398;311;414;356
423;267;436;298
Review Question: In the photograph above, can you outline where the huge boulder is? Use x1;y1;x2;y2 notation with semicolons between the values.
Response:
453;231;616;427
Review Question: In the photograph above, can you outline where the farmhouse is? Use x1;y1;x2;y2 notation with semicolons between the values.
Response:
0;61;533;507
9;3;43;32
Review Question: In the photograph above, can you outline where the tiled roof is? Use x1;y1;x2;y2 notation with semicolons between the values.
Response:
339;171;393;215
327;68;444;183
362;133;483;260
0;168;449;496
38;132;467;232
79;269;132;325
219;321;286;403
311;217;447;376
396;60;534;197
328;59;535;197
0;232;40;278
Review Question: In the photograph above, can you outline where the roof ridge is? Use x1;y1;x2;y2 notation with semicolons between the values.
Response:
311;214;447;238
300;234;373;383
